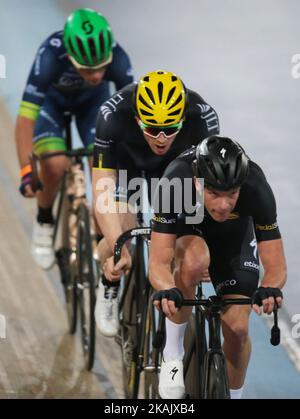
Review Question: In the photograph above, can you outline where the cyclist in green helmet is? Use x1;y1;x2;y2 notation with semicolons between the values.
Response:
16;8;133;270
64;8;114;70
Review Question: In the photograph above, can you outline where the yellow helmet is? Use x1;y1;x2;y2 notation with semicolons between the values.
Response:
136;71;186;126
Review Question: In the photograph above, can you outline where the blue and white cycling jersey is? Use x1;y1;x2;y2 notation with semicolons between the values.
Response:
19;30;134;120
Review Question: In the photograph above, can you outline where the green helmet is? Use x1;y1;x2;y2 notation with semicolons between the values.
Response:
63;8;114;69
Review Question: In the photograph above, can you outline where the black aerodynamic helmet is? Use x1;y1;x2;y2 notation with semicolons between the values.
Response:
192;135;249;191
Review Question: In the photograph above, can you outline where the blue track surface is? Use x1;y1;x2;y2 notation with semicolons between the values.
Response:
245;314;300;399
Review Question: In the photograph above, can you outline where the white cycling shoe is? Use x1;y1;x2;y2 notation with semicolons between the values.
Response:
95;281;119;337
159;358;185;399
31;221;55;270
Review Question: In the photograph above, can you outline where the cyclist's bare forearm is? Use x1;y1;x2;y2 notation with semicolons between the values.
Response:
97;210;125;254
149;263;176;291
261;270;287;290
15;115;35;168
258;239;287;289
92;168;124;253
149;231;177;290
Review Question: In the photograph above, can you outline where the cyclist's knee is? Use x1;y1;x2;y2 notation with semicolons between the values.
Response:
40;156;68;184
181;258;208;287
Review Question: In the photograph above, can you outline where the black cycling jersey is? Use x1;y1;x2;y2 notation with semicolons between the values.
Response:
93;83;220;175
152;146;281;243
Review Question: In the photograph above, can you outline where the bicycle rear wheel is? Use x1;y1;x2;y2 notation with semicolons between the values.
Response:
203;351;230;399
77;203;97;371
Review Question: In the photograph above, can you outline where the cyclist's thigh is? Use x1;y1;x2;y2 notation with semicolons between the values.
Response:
33;93;67;157
175;235;209;267
202;216;259;298
170;217;209;280
75;82;111;150
39;155;69;181
114;168;140;222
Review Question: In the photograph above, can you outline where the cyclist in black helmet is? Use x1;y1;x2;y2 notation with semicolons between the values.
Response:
150;135;287;399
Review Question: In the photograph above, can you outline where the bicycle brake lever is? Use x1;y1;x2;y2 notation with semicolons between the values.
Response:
29;153;43;193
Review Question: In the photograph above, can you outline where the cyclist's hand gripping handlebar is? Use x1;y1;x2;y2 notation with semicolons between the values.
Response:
152;288;184;309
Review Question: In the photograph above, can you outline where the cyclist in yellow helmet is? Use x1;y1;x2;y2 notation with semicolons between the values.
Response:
136;71;186;126
92;70;220;337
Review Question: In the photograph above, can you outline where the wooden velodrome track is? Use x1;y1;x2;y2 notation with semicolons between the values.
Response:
0;99;124;399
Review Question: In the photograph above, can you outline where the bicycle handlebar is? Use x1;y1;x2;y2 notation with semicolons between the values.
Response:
113;227;151;265
181;294;280;346
181;296;252;307
37;148;93;160
114;228;281;346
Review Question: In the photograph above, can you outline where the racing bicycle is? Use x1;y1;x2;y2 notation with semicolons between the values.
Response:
31;113;99;371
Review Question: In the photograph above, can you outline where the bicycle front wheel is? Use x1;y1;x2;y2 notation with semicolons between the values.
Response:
56;247;77;334
143;295;162;399
203;351;230;399
77;203;97;371
118;266;140;398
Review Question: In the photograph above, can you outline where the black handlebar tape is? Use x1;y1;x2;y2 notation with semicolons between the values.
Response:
270;325;280;346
